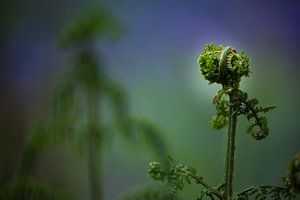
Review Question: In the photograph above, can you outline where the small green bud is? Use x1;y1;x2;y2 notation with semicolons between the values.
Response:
198;43;250;87
148;161;164;181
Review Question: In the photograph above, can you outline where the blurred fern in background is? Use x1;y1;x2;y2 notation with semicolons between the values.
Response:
0;6;170;200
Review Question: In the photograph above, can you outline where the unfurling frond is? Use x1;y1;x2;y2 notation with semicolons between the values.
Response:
235;90;276;140
198;43;275;140
210;90;229;129
148;158;197;194
198;43;250;88
148;157;222;199
197;43;224;85
148;42;298;200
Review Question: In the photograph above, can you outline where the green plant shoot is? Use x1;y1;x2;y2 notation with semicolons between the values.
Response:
148;43;299;200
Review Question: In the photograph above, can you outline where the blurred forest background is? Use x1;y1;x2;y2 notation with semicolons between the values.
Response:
0;0;300;199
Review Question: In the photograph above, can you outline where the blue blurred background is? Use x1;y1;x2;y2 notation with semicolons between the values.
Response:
1;0;300;199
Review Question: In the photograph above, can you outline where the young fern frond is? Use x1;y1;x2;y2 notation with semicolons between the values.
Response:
210;90;229;129
148;42;299;200
234;90;276;140
148;157;222;199
198;43;273;139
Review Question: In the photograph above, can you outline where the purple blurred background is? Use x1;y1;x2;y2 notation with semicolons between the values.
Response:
1;0;300;199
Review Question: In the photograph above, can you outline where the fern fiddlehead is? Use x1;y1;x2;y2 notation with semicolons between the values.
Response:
148;157;222;199
148;43;300;200
198;43;275;200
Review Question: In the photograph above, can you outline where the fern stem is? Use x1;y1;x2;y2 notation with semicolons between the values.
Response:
177;168;222;199
87;92;102;200
224;92;238;200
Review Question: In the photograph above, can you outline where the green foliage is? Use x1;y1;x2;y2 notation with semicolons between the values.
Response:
198;43;250;88
235;186;295;200
12;6;170;200
198;43;274;140
148;42;299;200
17;5;167;171
17;74;78;177
116;118;168;160
17;125;49;177
102;79;128;120
58;7;122;47
210;90;229;129
235;90;276;140
148;157;222;199
206;87;276;140
0;177;72;200
73;49;103;91
148;157;198;194
197;43;223;85
288;153;300;192
235;177;296;200
116;187;179;200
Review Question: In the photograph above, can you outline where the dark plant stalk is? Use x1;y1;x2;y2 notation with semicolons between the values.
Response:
224;92;238;200
87;92;102;200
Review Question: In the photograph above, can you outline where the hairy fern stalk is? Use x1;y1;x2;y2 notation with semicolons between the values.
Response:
148;43;300;200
